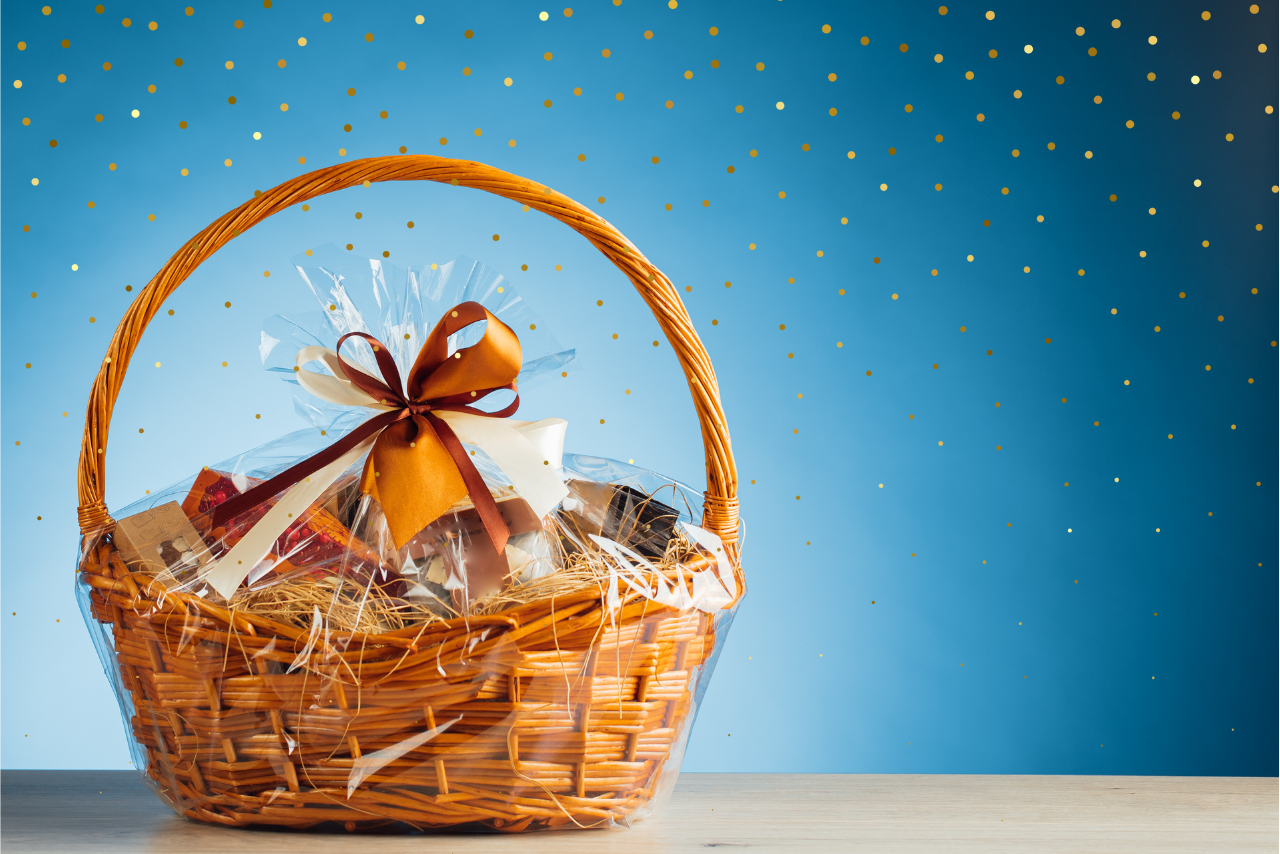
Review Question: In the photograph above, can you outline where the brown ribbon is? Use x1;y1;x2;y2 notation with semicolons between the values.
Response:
210;302;523;552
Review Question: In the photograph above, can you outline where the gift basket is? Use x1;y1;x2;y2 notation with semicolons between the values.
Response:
75;156;743;832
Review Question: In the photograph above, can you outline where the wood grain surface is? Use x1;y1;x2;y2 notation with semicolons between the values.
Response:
2;771;1274;853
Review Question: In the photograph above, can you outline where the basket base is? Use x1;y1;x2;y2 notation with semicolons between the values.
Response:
81;558;729;833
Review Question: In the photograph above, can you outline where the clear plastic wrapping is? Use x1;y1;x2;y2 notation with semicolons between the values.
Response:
76;251;743;831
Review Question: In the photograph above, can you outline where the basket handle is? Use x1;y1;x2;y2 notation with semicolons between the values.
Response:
77;155;739;559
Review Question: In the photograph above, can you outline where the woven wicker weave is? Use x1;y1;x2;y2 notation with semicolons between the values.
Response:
76;156;741;831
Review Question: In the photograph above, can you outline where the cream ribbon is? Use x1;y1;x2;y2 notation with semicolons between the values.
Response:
203;346;570;599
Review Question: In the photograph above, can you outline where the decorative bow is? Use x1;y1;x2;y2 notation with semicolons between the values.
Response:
203;302;569;599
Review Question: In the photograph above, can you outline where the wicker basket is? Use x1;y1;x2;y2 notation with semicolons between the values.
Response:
75;155;742;831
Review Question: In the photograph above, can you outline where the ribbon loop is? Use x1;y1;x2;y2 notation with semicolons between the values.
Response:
335;331;408;407
294;346;391;410
410;302;524;401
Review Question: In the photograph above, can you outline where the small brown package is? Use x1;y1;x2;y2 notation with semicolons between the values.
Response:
113;501;213;585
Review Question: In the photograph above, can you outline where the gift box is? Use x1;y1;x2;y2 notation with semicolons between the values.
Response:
75;156;743;833
179;467;397;594
111;501;213;586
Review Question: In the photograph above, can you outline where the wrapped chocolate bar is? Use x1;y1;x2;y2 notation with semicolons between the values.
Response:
74;158;743;834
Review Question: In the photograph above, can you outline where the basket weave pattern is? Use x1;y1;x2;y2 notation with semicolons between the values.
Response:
76;156;740;830
82;543;718;829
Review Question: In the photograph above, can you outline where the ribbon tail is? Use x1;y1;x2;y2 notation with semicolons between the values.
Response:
211;409;403;530
204;435;378;599
433;412;569;519
427;413;509;554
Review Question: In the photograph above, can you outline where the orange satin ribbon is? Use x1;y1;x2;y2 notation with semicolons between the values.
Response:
211;301;523;552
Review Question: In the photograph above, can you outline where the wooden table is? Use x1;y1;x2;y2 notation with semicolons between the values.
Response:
1;771;1274;852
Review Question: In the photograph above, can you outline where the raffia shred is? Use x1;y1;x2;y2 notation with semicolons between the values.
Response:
228;575;446;634
227;531;711;631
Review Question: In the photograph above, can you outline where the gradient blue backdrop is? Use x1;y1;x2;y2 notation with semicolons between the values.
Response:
2;0;1275;775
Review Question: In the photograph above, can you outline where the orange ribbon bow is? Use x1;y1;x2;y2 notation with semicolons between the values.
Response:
211;301;524;552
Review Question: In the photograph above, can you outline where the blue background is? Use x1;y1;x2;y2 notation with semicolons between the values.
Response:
2;0;1275;775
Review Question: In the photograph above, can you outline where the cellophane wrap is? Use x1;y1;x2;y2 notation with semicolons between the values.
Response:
75;250;743;832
